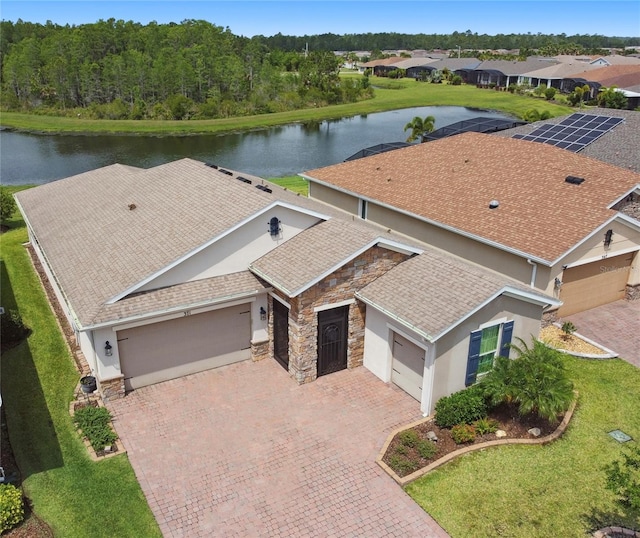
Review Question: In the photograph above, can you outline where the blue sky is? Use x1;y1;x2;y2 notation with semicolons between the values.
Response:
1;1;639;38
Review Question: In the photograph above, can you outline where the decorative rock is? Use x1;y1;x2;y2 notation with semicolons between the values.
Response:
528;427;542;437
426;431;438;442
495;430;507;438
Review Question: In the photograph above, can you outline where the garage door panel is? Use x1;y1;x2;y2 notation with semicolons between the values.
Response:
118;303;250;389
391;333;425;402
559;253;632;316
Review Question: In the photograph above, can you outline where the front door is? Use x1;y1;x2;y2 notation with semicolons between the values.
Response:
273;299;289;371
317;306;348;377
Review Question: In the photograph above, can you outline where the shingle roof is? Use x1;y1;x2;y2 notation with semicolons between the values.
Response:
494;108;640;173
475;58;559;75
302;131;640;263
249;219;386;296
357;249;554;341
15;158;330;326
580;64;640;89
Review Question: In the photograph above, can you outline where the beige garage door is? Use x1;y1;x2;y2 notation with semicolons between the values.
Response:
118;303;251;390
559;253;633;316
391;333;425;402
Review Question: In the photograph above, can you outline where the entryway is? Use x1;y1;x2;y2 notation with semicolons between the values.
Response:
317;306;348;376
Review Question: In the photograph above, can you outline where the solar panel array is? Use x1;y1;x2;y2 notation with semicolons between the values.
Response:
512;113;623;153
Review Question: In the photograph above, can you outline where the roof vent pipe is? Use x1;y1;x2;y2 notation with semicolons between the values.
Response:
565;175;585;185
489;200;499;209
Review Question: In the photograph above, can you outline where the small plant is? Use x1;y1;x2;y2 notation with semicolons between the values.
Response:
0;483;24;534
604;445;640;512
434;386;488;429
561;321;577;340
474;417;499;435
73;404;118;451
395;444;408;456
0;186;17;222
451;424;476;444
416;439;437;460
398;429;420;448
388;454;419;475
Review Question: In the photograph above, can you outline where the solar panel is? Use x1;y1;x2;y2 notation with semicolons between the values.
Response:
512;113;623;153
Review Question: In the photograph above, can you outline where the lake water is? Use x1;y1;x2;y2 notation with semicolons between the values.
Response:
0;106;515;185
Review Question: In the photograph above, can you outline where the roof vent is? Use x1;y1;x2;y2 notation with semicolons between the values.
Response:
205;163;218;169
219;168;233;176
236;176;252;184
256;184;272;194
128;203;137;211
489;200;499;209
565;175;585;185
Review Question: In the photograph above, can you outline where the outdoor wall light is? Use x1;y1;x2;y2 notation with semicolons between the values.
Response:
268;216;281;237
105;341;113;356
260;307;267;321
554;278;563;289
604;229;613;249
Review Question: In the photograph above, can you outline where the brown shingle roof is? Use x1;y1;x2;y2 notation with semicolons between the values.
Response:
303;132;640;263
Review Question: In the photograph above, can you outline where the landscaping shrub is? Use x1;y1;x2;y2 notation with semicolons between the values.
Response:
434;386;488;429
604;445;640;512
0;483;24;534
417;439;438;459
0;186;17;222
73;405;118;451
474;417;499;435
0;309;30;346
388;454;419;475
398;429;421;448
451;424;476;444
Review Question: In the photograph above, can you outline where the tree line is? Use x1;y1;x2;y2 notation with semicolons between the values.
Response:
1;19;637;119
0;19;371;119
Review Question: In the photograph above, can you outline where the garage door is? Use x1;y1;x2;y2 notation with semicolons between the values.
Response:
391;333;425;402
118;303;251;390
559;252;633;317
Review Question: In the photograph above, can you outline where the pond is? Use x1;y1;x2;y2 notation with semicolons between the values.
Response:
0;106;516;185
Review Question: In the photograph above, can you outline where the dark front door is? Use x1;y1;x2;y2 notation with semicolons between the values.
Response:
317;306;348;377
273;299;289;371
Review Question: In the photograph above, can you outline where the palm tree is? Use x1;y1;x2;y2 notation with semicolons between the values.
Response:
403;115;436;143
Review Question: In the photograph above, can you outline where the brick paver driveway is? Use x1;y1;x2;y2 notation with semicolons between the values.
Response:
566;299;640;368
108;359;449;537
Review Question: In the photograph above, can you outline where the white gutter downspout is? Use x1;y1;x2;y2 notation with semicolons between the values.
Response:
527;259;537;288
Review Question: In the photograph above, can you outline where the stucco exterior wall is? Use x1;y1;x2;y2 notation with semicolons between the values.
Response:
309;182;360;215
140;207;322;291
431;295;543;408
91;326;122;380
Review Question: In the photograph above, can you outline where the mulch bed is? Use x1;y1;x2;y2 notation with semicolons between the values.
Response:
383;403;558;478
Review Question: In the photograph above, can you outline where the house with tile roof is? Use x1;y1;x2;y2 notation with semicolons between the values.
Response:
301;115;640;322
15;157;558;414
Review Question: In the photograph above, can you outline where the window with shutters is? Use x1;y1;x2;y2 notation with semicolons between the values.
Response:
465;320;514;386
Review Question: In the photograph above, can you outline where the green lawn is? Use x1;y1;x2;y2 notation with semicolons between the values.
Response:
0;189;161;537
268;175;309;195
406;355;640;537
0;78;573;135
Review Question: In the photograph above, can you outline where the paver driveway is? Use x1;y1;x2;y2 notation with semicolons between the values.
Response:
108;359;449;537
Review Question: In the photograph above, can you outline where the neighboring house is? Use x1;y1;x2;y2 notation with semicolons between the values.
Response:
301;112;640;322
15;157;559;416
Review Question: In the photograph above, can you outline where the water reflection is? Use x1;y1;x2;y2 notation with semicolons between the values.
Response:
1;106;515;185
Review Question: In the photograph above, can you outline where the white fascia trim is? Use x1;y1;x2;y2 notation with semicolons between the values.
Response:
83;289;262;332
563;245;639;269
107;201;331;304
386;322;430;351
550;213;640;267
431;285;560;342
301;175;550;266
608;184;640;209
269;292;291;309
288;237;422;297
355;292;435;343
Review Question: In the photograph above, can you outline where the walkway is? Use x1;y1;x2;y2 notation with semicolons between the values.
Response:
566;299;640;368
108;359;449;537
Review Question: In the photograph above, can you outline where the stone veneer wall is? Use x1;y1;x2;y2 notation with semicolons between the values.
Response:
281;246;411;384
251;339;270;361
99;376;125;401
626;283;640;301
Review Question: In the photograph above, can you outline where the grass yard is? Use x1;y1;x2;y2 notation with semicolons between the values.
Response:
0;77;573;135
0;188;161;537
267;175;309;195
406;355;640;537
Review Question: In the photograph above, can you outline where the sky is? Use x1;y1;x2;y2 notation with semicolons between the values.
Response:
1;0;639;38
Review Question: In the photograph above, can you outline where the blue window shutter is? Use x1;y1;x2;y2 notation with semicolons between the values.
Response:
499;321;514;358
465;330;483;386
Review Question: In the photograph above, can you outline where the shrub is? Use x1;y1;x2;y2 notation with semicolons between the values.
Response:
0;484;24;533
561;321;577;339
451;75;462;86
0;186;17;222
73;405;118;451
388;454;419;475
0;309;30;345
395;444;408;455
544;87;557;100
398;429;420;448
604;445;640;512
474;417;499;435
434;386;488;429
417;440;437;459
451;424;476;444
